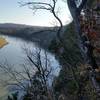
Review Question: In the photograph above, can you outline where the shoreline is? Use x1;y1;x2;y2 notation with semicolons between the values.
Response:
0;37;8;48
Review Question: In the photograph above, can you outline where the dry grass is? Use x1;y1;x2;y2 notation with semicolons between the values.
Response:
0;37;8;48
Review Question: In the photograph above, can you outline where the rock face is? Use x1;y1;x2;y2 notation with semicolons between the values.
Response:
0;37;8;48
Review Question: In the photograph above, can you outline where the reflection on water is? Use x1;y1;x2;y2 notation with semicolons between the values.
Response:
0;35;60;99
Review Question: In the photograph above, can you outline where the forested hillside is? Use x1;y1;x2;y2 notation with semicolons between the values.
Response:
1;0;100;100
0;23;57;48
50;0;100;99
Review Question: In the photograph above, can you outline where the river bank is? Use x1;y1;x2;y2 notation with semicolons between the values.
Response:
0;37;8;48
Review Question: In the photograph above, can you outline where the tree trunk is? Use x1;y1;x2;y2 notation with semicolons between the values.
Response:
67;0;100;98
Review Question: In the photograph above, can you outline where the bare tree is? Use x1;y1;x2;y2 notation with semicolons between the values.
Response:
0;47;57;100
19;0;100;98
19;0;64;44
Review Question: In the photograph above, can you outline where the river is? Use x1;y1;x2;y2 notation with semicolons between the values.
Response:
0;35;60;99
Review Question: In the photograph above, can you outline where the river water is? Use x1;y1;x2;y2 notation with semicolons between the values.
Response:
0;35;60;99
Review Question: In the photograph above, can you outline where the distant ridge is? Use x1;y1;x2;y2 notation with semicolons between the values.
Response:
0;23;54;29
0;23;58;48
0;23;33;29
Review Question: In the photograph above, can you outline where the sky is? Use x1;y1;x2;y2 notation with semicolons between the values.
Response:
0;0;72;26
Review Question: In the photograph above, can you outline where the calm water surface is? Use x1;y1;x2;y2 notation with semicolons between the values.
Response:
0;35;60;99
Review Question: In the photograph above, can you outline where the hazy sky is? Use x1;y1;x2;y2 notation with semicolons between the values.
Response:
0;0;72;26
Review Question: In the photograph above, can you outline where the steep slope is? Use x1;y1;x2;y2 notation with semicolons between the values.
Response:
0;23;58;48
